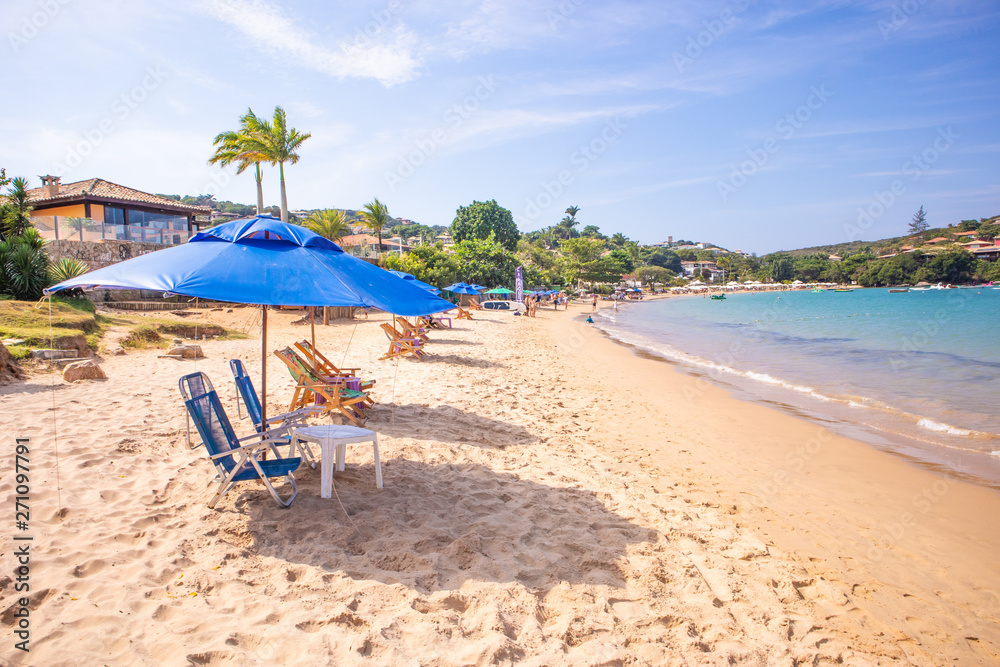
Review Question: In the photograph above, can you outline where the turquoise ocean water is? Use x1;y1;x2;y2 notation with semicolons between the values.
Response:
595;287;1000;487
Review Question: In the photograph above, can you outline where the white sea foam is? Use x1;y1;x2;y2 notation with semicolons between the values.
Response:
917;418;972;436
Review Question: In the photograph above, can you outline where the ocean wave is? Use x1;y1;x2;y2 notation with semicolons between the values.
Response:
917;419;972;436
743;371;833;401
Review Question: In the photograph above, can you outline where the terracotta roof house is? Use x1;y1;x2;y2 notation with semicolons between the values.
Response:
958;239;996;249
925;237;950;244
971;243;1000;261
953;230;978;237
337;233;406;258
829;254;842;261
27;176;210;245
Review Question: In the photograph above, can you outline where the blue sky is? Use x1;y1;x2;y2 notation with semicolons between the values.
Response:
3;0;999;254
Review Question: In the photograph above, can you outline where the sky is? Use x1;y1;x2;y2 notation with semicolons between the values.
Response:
3;0;999;254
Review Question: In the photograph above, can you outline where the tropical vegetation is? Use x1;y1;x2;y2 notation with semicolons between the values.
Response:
0;173;52;301
207;106;311;223
359;198;392;256
304;209;351;243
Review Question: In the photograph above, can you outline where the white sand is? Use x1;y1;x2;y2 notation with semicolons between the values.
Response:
1;304;997;665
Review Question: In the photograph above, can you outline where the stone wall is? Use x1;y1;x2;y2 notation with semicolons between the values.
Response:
46;239;166;272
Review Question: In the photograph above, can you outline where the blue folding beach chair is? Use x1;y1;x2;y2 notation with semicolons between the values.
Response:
179;371;301;509
229;359;320;467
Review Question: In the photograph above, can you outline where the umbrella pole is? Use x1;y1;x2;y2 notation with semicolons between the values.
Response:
310;306;316;367
261;305;267;428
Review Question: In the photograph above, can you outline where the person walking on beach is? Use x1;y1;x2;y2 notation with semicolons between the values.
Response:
591;295;597;311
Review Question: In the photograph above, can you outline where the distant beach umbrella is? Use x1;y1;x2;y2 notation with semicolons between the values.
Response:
443;282;483;295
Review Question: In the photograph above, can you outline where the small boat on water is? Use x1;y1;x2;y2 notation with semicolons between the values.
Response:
710;294;726;300
888;288;909;293
832;288;854;292
812;287;824;292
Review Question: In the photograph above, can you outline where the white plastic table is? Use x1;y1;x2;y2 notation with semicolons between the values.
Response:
291;425;382;497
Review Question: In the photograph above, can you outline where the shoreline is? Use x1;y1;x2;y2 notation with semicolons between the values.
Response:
589;292;1000;491
545;300;1000;663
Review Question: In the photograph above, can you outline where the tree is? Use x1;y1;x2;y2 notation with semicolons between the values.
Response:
915;249;976;284
359;198;391;256
245;106;311;223
645;248;682;273
766;252;795;282
2;177;33;239
608;248;634;274
609;232;627;247
581;225;605;239
384;244;459;287
304;209;351;243
208;108;268;215
450;199;519;252
560;237;617;285
908;205;929;235
634;265;673;286
452;235;518;287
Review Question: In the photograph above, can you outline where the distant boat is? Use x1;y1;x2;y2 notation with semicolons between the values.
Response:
812;287;824;292
888;288;909;293
710;294;726;300
832;288;854;292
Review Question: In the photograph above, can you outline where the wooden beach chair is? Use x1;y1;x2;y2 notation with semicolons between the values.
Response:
293;340;377;402
395;316;430;342
379;323;426;361
418;314;452;329
179;371;301;509
274;347;370;427
454;305;473;320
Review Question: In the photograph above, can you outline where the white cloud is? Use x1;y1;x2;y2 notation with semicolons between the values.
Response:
207;0;420;86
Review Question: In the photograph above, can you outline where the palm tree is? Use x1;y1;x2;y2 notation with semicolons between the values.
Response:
304;209;351;244
359;198;391;256
610;232;627;247
565;205;580;222
3;177;33;239
208;108;268;215
247;106;311;223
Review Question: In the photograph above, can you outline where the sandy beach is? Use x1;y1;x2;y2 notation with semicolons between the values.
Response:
2;301;999;665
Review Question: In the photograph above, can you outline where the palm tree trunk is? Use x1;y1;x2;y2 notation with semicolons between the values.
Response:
254;163;264;215
279;161;288;223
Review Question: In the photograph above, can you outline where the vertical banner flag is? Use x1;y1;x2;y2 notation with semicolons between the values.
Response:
515;266;524;302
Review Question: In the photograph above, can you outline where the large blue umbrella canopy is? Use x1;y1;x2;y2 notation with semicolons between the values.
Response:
47;216;452;316
387;270;441;295
443;282;483;295
45;216;453;423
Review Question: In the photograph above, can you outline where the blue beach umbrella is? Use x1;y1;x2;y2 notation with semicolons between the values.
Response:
47;216;453;421
443;282;483;295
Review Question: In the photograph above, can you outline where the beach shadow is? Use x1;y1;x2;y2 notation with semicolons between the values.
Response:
424;338;480;346
0;380;69;397
237;459;657;594
423;353;504;368
366;402;537;448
